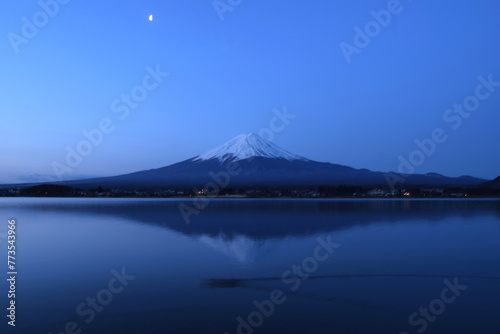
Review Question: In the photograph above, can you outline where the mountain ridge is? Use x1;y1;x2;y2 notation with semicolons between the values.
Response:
0;133;491;190
481;176;500;189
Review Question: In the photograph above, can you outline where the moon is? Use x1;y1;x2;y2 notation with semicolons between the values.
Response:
149;14;153;21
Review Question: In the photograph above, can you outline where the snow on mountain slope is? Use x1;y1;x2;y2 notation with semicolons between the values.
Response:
194;133;309;163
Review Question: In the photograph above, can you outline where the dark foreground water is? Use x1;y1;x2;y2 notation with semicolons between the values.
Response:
0;198;499;334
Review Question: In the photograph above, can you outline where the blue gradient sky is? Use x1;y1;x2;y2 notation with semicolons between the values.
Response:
1;0;500;183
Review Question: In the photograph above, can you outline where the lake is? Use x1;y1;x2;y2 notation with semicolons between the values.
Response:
0;198;499;334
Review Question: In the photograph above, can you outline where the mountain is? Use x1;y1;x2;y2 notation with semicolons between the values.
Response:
55;133;487;190
481;176;500;189
194;132;308;163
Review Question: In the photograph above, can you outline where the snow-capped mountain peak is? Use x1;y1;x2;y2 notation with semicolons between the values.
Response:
194;133;308;163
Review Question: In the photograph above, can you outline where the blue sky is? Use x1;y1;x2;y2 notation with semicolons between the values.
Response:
1;0;500;183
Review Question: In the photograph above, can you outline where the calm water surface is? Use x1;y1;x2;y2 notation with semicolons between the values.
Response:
0;198;499;334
